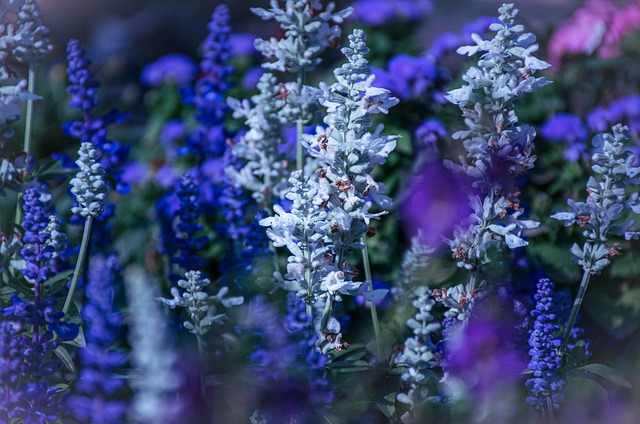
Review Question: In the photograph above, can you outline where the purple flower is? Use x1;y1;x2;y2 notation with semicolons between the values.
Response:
140;53;197;88
608;94;640;132
66;254;127;423
120;161;150;186
154;164;180;188
526;278;565;411
586;107;609;133
159;120;186;146
541;113;588;162
386;54;437;99
415;118;447;147
400;160;470;247
229;32;257;57
242;66;264;91
349;0;432;26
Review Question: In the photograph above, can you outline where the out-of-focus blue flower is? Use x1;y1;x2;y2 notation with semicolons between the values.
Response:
541;113;588;162
159;119;186;146
140;53;197;88
154;164;180;189
120;161;150;186
415;118;447;147
401;160;470;247
354;278;392;309
607;94;640;132
425;16;498;61
66;254;128;424
586;107;609;133
242;66;264;91
349;0;432;26
229;32;257;57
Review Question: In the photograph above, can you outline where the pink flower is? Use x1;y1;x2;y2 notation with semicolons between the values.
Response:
549;0;640;67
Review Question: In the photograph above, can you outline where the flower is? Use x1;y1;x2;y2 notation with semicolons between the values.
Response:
140;53;197;87
541;113;588;162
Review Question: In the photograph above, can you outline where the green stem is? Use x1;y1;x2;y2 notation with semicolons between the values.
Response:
561;266;592;350
14;63;37;229
546;395;555;423
62;217;93;317
319;295;332;333
296;71;305;173
361;237;382;360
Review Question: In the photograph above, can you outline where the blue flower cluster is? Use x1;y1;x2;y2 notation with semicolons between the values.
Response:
526;278;565;412
66;254;127;424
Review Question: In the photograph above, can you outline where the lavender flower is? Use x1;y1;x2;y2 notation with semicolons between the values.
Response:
66;254;128;424
125;266;184;424
64;39;130;195
415;118;447;148
0;153;26;195
0;80;39;146
252;0;352;73
526;278;565;412
444;3;547;277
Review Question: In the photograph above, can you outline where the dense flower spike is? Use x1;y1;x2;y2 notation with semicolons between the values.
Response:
125;266;184;423
69;142;107;218
164;172;209;280
159;270;243;337
252;0;352;73
552;124;640;272
66;254;128;424
64;39;130;195
20;186;66;286
262;29;395;333
395;286;441;406
12;0;52;63
444;3;546;275
183;4;233;161
526;278;565;412
227;73;290;207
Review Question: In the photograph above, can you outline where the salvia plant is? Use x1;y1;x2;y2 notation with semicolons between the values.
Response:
1;1;640;423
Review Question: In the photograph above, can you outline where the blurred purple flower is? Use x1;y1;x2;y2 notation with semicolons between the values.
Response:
586;107;609;133
229;32;257;56
120;161;150;186
140;53;197;87
386;54;437;99
415;118;447;147
425;16;497;61
155;164;180;188
200;157;225;184
541;113;588;162
349;0;432;26
242;66;264;91
159;120;186;145
400;160;470;247
446;299;525;403
608;94;640;132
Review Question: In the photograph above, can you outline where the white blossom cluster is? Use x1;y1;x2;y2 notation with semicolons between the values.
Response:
226;73;292;207
261;29;395;335
125;266;183;424
252;0;352;73
552;124;640;274
444;3;547;275
11;0;51;63
158;270;243;337
69;142;107;218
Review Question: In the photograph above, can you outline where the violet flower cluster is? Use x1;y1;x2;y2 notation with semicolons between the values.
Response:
526;278;565;412
66;254;128;424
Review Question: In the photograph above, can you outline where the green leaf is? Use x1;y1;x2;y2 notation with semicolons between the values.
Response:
377;392;397;418
579;363;632;389
63;326;86;349
54;345;76;373
567;374;609;405
43;269;74;296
